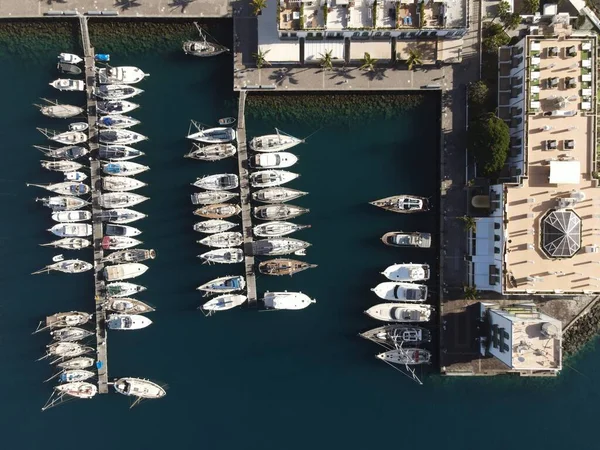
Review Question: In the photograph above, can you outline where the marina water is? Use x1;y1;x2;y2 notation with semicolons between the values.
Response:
0;21;599;450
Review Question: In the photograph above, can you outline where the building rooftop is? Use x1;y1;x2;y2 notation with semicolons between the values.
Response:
503;35;599;294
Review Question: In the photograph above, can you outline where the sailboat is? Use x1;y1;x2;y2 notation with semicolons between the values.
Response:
187;123;236;143
98;192;148;209
113;378;166;399
97;66;149;84
251;238;310;256
359;325;432;347
32;259;93;275
103;176;147;192
58;369;95;383
98;115;140;129
103;298;155;314
27;182;89;196
185;143;236;161
253;204;308;221
38;128;88;145
41;160;84;173
370;195;430;213
98;209;147;224
376;349;432;365
262;291;316;310
191;191;239;205
57;357;95;370
50;327;93;342
102;249;156;264
40;238;91;250
249;170;299;188
34;144;89;160
197;275;246;294
258;259;317;276
45;311;92;329
105;282;146;298
198;248;244;264
36;196;89;211
105;224;142;237
51;211;92;223
55;382;97;399
253;222;310;238
37;99;83;119
249;129;303;152
48;223;92;237
99;145;144;161
183;23;229;57
101;236;142;250
94;84;144;100
197;231;243;248
97;100;139;115
99;130;147;145
201;294;247;312
193;203;241;219
46;342;92;360
193;219;238;234
192;174;238;191
252;186;308;204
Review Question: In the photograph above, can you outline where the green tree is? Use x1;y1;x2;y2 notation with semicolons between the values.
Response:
406;48;423;71
482;27;510;54
468;81;489;108
319;50;333;71
252;49;270;69
468;113;510;176
460;216;477;232
464;285;479;300
521;0;540;14
359;52;378;72
251;0;267;16
503;12;521;30
493;0;511;22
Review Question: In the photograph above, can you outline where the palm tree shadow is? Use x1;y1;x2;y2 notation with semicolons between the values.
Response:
44;0;67;4
328;66;356;81
268;67;302;85
114;0;142;11
168;0;195;13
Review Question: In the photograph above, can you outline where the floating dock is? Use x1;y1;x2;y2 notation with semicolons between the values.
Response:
80;15;108;394
236;91;258;307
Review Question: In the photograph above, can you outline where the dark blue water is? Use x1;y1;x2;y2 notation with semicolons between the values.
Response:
1;22;600;450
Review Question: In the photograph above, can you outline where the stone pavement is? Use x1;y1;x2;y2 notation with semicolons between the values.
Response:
0;0;230;18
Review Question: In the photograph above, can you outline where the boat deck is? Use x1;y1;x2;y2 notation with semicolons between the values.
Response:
237;91;258;307
81;15;109;394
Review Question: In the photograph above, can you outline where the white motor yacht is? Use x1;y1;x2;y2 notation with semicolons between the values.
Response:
364;303;431;323
371;282;428;302
262;291;316;310
107;314;152;330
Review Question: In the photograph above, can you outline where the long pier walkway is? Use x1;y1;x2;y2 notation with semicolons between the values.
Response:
80;15;108;394
237;91;257;307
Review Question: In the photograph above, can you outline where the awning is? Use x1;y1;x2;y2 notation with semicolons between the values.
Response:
549;160;580;184
304;41;345;63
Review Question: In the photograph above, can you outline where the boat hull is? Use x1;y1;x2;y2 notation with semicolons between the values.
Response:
252;187;307;204
193;219;237;234
199;249;244;264
258;258;317;276
370;195;430;213
193;203;241;219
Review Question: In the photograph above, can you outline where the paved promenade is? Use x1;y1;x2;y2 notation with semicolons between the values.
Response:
0;0;230;18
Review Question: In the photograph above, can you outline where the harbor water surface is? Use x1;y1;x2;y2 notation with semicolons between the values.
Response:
0;21;599;450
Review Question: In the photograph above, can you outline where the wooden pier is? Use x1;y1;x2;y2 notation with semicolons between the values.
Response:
236;91;258;307
80;15;109;394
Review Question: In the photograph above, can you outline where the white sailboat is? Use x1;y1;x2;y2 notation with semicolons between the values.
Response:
106;224;142;237
98;192;149;209
97;100;139;115
192;173;238;191
185;143;236;161
113;378;166;399
376;348;432;365
251;238;311;256
103;176;147;192
253;204;308;221
99;145;144;161
253;221;310;238
41;160;84;173
40;238;91;250
193;219;237;234
102;161;149;176
197;231;243;248
27;181;89;196
51;327;93;342
381;263;430;282
55;382;97;399
249;129;302;152
249;170;299;188
48;223;92;237
38;102;84;119
104;263;149;282
197;275;246;294
201;294;247;312
105;282;146;298
35;144;89;160
32;259;93;275
103;298;154;314
262;291;316;310
198;248;244;264
99;129;147;145
51;210;92;223
98;115;140;129
371;282;428;302
187;124;236;143
57;357;95;370
191;191;239;205
99;208;146;224
58;369;95;383
39;129;88;145
36;196;88;211
364;303;432;323
107;314;152;330
94;84;144;100
252;186;308;204
101;236;142;250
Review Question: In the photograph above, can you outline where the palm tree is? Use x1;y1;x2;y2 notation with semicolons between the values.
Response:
459;215;477;232
319;50;333;71
359;52;377;72
464;285;478;300
252;49;270;69
251;0;267;16
406;48;423;71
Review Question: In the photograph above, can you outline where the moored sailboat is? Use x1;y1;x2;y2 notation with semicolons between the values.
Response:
252;187;308;204
249;130;302;152
99;129;147;145
258;259;317;276
40;238;91;250
99;192;149;209
105;282;146;298
193;203;241;219
55;382;97;399
198;231;243;248
103;298;154;314
51;327;93;342
201;294;247;312
191;191;238;205
249;170;299;188
192;173;238;191
99;145;144;161
197;275;246;294
187;125;236;143
38;101;83;119
376;348;432;365
113;378;166;399
34;144;89;160
251;238;310;256
48;223;92;237
36;196;89;211
185;143;236;161
359;325;432;347
102;249;156;264
94;84;144;100
41;160;84;172
193;219;237;234
370;195;429;213
253;204;308;221
32;259;93;275
98;209;146;224
198;248;244;264
253;221;310;238
102;161;149;176
27;181;89;196
103;176;147;192
57;356;95;370
101;236;142;250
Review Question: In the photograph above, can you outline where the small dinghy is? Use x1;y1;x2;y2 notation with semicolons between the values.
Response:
55;382;97;399
253;204;308;221
32;259;93;275
262;291;315;310
94;84;144;100
101;236;142;250
36;196;89;211
359;325;432;347
105;282;146;298
41;129;88;145
102;161;149;177
250;170;299;188
250;152;298;169
106;224;142;237
113;378;166;399
193;219;237;234
250;130;303;152
40;238;91;250
57;62;82;75
192;173;238;191
51;210;92;223
68;122;88;132
47;342;92;360
95;53;110;62
218;117;236;125
376;348;432;365
97;100;139;115
59;369;95;383
97;66;149;85
253;221;310;238
99;145;144;161
258;258;317;276
102;249;156;264
99;115;140;129
99;208;146;224
371;282;428;302
251;238;310;256
107;314;152;330
39;103;84;119
199;248;244;264
27;182;89;196
187;126;236;143
185;143;237;161
193;203;241;219
100;129;147;145
51;327;93;342
364;303;432;323
381;231;431;249
252;187;308;204
45;311;92;328
35;144;89;160
103;176;147;192
48;223;92;237
57;357;95;370
191;191;239;205
201;294;247;312
104;263;149;281
63;171;87;182
198;231;243;248
58;53;83;64
49;78;85;91
197;275;246;294
382;263;430;282
370;195;429;214
99;192;148;209
41;160;84;173
104;298;154;314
